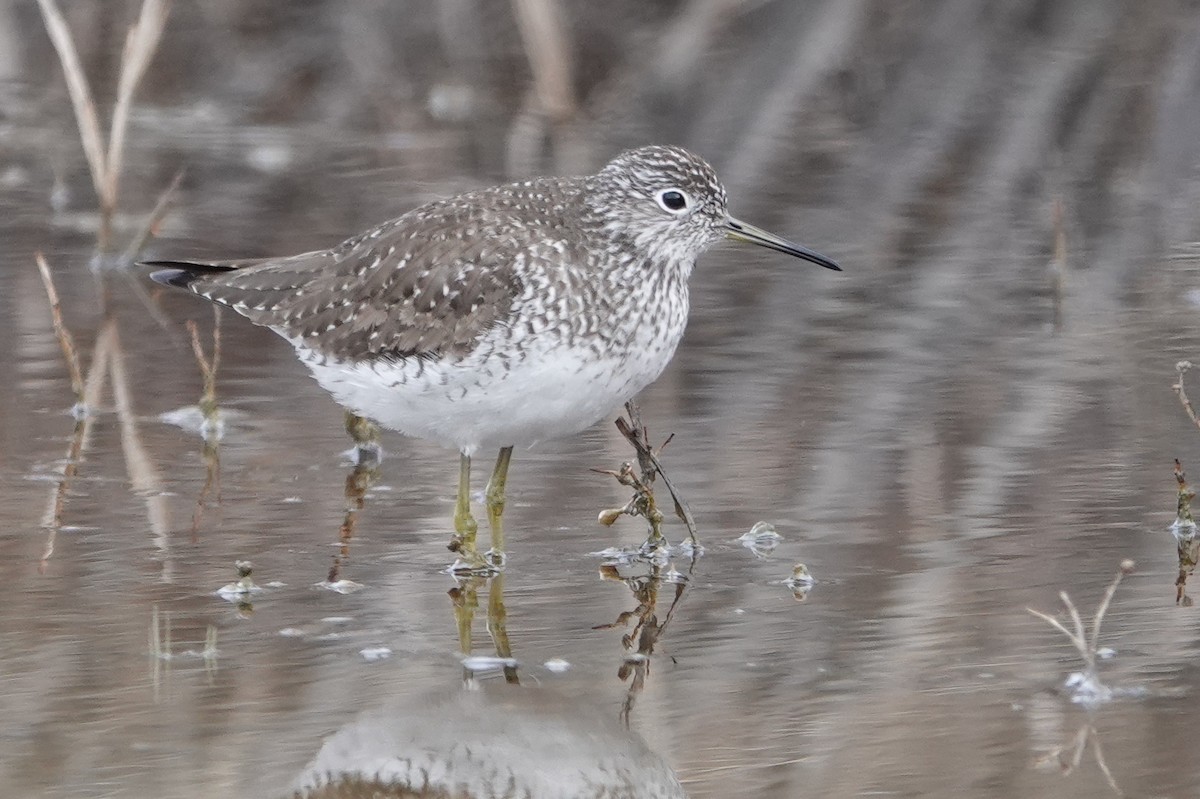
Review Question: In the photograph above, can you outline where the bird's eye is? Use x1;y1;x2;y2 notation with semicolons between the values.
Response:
656;189;690;213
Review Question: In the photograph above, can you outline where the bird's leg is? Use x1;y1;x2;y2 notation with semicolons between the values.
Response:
484;446;514;564
449;452;481;562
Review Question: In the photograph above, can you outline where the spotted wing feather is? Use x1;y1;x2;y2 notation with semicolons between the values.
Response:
147;180;581;361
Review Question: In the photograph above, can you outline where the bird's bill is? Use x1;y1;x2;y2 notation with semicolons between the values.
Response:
726;217;841;271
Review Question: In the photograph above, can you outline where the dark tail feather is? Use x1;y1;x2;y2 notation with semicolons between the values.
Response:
143;260;236;290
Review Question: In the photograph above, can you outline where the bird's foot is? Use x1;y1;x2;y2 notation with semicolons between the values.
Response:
447;542;501;576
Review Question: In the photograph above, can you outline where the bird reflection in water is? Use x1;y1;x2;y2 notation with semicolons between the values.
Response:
289;570;688;797
288;686;687;798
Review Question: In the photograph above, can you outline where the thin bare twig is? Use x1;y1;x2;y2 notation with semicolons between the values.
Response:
122;167;185;264
615;401;698;539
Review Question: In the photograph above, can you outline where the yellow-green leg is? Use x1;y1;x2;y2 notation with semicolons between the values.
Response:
484;446;513;565
449;453;486;569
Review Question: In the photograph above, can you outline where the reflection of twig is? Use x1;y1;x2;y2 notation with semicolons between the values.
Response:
1171;460;1198;605
596;561;688;725
187;309;222;539
37;255;112;568
35;253;85;406
109;321;172;576
326;459;379;583
40;322;113;569
1036;722;1123;796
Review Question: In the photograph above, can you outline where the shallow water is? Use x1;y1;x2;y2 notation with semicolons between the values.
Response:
5;3;1200;798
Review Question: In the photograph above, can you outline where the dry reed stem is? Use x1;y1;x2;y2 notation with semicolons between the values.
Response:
104;0;169;213
36;0;106;202
122;167;184;264
37;0;170;247
511;0;575;120
35;252;85;403
1027;561;1134;677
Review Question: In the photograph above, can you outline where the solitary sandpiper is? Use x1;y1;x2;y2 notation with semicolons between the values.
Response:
147;145;840;571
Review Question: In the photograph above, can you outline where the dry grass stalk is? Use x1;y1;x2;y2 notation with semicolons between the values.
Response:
122;167;185;264
1027;560;1134;689
35;0;106;202
104;0;169;213
36;0;171;244
511;0;576;120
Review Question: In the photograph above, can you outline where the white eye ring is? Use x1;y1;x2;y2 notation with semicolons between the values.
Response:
655;188;691;214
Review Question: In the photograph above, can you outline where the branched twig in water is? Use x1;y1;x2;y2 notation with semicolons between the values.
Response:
593;401;697;550
1027;560;1135;700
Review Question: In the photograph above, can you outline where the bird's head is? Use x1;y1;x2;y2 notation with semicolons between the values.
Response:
587;145;840;272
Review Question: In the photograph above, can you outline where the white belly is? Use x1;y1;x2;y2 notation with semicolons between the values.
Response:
289;328;681;455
